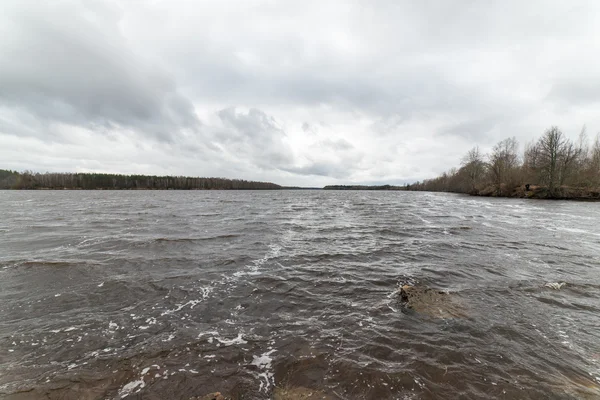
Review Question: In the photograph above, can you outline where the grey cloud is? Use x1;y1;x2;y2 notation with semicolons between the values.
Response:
282;163;352;179
215;107;294;169
130;1;588;119
0;0;200;142
439;118;503;142
286;139;363;179
548;81;600;107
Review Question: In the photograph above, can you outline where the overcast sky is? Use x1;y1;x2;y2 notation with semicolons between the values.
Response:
1;0;600;186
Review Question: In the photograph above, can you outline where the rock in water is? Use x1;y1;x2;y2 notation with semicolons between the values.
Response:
398;284;466;318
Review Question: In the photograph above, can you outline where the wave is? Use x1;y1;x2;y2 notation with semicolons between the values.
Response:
152;234;241;243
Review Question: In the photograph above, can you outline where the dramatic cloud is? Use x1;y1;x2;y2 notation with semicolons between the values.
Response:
1;0;600;186
0;0;200;142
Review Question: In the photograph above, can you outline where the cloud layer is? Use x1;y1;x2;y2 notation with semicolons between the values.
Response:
2;0;600;186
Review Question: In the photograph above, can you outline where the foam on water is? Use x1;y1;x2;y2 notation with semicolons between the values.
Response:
251;349;277;392
215;332;247;346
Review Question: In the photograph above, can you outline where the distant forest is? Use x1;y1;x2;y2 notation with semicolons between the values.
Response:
408;126;600;200
0;170;281;190
323;185;406;190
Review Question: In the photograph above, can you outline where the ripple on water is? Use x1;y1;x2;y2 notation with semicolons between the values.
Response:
1;190;600;399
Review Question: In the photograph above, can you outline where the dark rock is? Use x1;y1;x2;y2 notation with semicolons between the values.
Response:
398;284;466;318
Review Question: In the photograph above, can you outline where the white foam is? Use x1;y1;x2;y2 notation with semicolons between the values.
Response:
197;330;219;339
119;379;145;398
108;321;119;330
161;293;211;316
545;282;566;290
162;334;175;342
251;349;277;392
234;244;282;278
216;332;247;346
97;282;104;287
413;377;425;389
64;327;77;332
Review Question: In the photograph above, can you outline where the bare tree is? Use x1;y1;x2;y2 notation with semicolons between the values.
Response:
535;126;580;195
588;133;600;188
409;125;599;198
460;146;486;193
488;137;520;195
559;140;580;186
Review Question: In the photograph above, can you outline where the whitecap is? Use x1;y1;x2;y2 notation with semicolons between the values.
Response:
216;332;247;346
119;379;145;398
251;349;277;392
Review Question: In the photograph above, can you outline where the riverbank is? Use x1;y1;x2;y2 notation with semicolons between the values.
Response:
407;184;600;201
475;185;600;201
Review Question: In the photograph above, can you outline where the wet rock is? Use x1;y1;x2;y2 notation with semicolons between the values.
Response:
190;392;226;400
274;386;335;400
398;284;466;318
399;284;445;303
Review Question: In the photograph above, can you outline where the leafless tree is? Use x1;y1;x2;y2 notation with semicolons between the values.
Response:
460;146;486;193
488;137;520;195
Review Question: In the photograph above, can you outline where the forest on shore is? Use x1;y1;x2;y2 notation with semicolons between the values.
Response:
0;170;281;190
323;185;405;190
408;126;600;200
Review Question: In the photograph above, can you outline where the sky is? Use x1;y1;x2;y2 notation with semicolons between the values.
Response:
1;0;600;187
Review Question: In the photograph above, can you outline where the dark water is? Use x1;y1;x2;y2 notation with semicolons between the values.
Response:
1;191;600;400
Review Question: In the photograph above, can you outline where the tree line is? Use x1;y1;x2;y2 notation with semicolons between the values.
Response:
408;126;600;199
0;170;281;190
323;185;406;190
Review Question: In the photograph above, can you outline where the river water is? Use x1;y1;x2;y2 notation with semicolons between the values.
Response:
1;190;599;400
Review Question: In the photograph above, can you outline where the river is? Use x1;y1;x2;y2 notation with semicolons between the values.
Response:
1;190;599;399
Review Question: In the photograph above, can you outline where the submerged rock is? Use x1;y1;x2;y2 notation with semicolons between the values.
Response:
398;284;466;318
274;386;335;400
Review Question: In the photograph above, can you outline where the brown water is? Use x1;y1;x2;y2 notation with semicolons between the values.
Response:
1;190;599;400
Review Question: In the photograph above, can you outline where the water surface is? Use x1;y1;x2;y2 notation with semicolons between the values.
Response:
1;190;599;399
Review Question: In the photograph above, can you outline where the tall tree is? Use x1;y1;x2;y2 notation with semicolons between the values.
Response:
460;146;486;194
588;133;600;188
535;126;580;195
488;137;520;195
